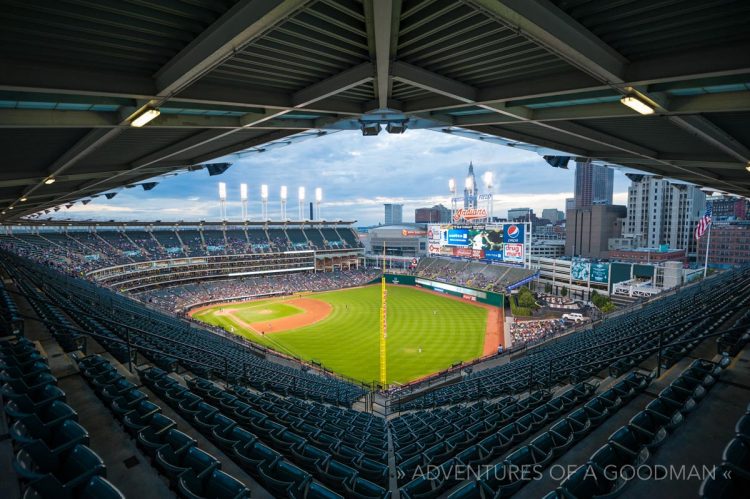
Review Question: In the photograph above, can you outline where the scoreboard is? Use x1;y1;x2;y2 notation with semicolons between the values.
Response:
427;223;530;265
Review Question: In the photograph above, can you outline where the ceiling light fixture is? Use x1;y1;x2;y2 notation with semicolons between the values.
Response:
620;95;654;115
20;197;27;202
130;107;161;127
44;177;56;185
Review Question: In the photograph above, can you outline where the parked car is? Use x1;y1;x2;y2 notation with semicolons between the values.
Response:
562;312;585;323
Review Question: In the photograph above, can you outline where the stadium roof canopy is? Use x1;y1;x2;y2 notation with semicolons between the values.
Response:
1;0;750;221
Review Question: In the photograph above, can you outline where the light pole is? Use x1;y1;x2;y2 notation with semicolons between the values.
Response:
298;187;305;220
315;187;322;220
483;171;494;223
218;182;227;220
261;184;268;220
449;178;456;221
240;183;248;221
280;185;288;220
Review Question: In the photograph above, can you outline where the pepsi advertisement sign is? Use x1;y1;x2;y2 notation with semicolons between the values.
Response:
503;224;525;243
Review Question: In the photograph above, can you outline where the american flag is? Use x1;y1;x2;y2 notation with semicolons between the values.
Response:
694;203;712;240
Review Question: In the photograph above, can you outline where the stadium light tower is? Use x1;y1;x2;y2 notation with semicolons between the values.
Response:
483;171;494;222
261;184;268;220
298;187;305;220
449;178;456;222
315;187;322;220
280;185;288;220
218;182;227;220
240;183;248;221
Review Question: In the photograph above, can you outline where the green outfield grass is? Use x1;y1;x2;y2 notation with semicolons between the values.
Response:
191;285;487;385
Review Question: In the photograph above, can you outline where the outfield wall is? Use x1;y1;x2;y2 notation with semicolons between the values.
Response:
375;273;504;307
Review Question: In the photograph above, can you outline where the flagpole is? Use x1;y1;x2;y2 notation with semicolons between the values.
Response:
703;221;712;278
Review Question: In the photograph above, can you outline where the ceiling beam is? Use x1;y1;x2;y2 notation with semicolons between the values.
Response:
292;62;374;107
466;0;628;83
369;0;399;109
668;115;750;163
391;61;477;103
155;0;309;97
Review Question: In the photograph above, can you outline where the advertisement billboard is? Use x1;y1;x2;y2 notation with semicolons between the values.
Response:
503;224;525;243
571;258;591;281
485;249;504;261
503;243;524;262
446;228;470;246
590;263;610;283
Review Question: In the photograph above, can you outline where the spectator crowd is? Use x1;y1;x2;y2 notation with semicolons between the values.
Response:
510;318;566;345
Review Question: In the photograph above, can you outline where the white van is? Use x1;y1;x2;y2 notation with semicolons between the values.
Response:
562;313;585;323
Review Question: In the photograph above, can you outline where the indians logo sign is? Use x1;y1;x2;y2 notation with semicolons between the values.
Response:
453;208;488;222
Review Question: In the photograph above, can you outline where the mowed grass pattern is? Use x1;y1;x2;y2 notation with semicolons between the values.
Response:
193;285;487;384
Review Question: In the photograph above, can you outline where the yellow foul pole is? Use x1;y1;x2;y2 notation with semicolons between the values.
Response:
379;245;387;387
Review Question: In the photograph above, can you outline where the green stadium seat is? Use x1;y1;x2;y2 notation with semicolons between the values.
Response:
178;468;250;499
122;400;162;435
135;418;181;457
4;384;66;421
233;441;282;479
156;445;220;484
13;443;105;485
258;459;311;497
628;411;668;450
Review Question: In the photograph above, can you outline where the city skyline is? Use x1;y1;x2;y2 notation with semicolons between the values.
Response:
57;129;633;225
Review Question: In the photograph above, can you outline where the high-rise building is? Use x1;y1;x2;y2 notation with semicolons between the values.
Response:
415;204;451;223
542;209;565;223
463;162;477;209
566;205;627;259
574;160;614;207
710;195;749;221
625;175;706;255
565;198;576;212
508;207;532;221
384;203;403;225
697;221;750;267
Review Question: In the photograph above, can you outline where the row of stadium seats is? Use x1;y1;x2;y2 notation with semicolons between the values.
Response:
397;267;750;410
415;256;536;293
544;358;728;498
0;227;362;272
1;338;125;499
74;354;250;498
700;402;750;498
141;368;389;498
445;371;653;498
2;254;366;406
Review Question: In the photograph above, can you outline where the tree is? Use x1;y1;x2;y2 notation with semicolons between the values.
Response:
544;283;552;294
561;287;568;297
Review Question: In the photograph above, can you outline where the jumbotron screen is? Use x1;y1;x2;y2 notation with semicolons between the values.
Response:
427;223;527;263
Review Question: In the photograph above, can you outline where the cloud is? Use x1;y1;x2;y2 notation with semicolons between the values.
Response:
49;129;635;225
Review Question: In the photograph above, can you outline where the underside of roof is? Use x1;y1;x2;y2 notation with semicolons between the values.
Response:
1;0;749;220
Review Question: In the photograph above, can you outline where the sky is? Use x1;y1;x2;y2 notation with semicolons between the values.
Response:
61;129;630;225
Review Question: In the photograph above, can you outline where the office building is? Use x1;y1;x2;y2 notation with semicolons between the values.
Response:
574;160;614;207
566;204;627;259
384;203;403;225
697;221;750;267
415;204;451;223
625;175;705;255
508;207;532;221
710;195;749;221
542;208;564;223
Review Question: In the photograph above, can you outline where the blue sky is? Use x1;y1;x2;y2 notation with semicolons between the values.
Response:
63;129;630;225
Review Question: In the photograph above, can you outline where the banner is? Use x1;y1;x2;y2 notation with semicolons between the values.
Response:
485;249;504;261
446;228;470;246
503;243;524;262
590;263;610;283
503;224;525;243
571;258;591;281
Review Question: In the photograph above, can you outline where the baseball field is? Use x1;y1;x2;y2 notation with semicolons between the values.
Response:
189;284;502;385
